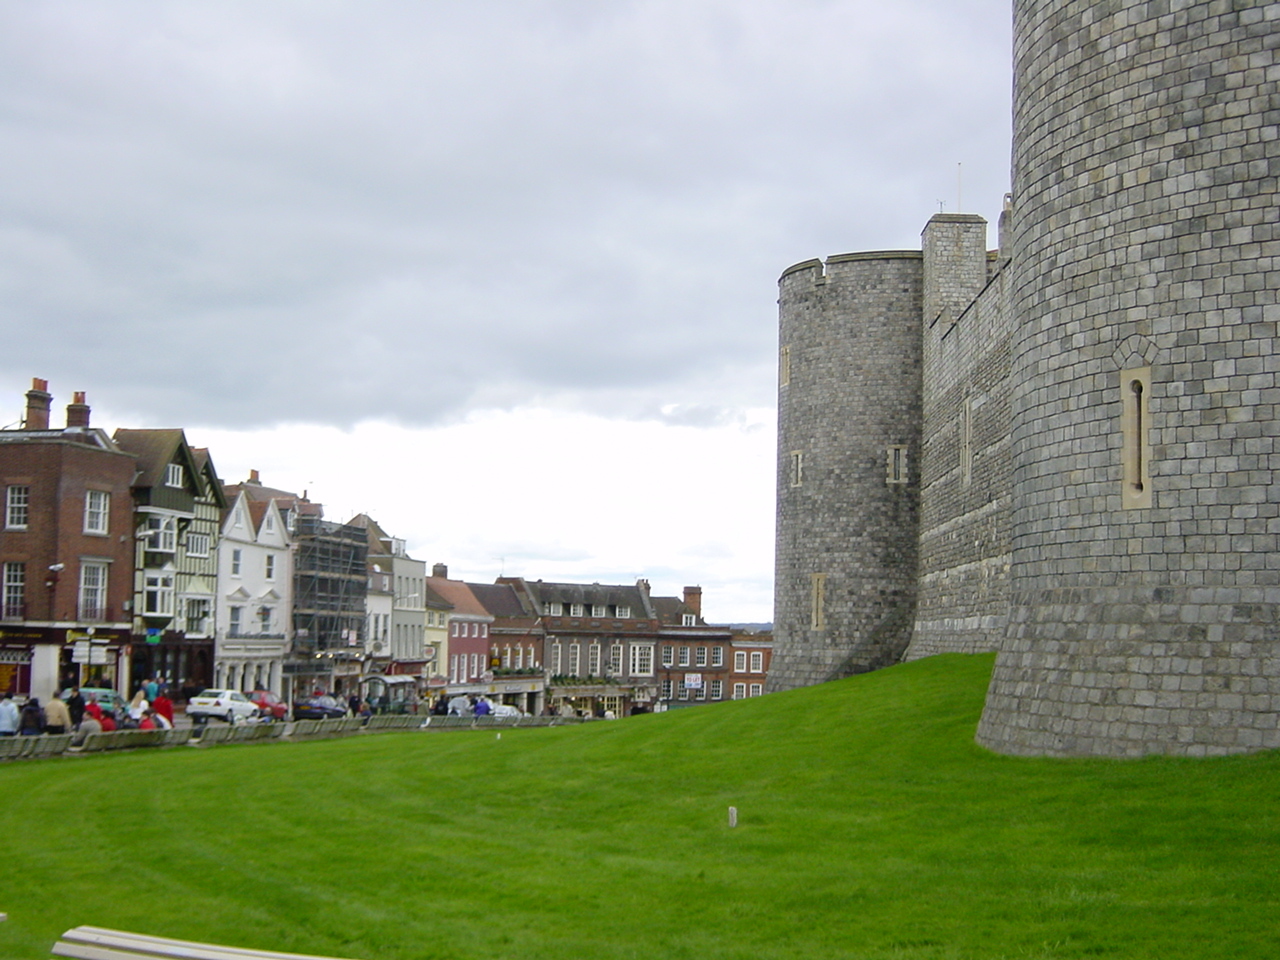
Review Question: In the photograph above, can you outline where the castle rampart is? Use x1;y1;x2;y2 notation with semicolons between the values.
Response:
773;0;1280;756
909;215;1015;661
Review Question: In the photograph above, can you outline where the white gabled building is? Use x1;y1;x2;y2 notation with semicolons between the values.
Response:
214;491;292;697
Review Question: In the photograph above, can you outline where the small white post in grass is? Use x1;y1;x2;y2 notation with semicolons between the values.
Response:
728;806;738;828
496;732;501;740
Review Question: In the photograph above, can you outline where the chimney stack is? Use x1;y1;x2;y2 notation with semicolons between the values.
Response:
24;378;51;430
683;586;703;618
248;469;261;484
432;563;449;579
65;392;90;428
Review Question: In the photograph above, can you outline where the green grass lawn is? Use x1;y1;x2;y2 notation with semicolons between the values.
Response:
2;653;1278;960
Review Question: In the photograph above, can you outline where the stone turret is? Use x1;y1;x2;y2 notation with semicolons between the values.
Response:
769;252;924;690
977;0;1280;757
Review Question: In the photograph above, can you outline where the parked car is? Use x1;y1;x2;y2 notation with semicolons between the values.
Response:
65;687;128;720
247;690;288;721
292;695;348;721
186;689;259;724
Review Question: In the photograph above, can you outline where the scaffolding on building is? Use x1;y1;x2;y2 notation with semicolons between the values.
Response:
291;515;368;656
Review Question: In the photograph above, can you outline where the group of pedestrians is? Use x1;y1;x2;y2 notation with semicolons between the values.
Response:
125;682;177;732
0;679;178;745
0;689;74;737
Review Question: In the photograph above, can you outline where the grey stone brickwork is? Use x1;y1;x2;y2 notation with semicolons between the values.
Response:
769;253;924;690
773;0;1280;756
909;215;1015;661
977;0;1280;756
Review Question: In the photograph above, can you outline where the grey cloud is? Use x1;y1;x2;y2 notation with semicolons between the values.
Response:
0;0;1011;429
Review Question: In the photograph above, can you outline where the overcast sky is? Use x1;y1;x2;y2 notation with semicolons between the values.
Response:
0;0;1012;622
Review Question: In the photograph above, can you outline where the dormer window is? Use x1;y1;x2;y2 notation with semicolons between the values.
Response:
682;614;696;626
591;604;606;618
546;601;563;616
616;605;630;619
570;603;584;617
165;463;184;488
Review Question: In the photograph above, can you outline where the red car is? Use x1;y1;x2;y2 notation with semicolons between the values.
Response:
247;690;288;721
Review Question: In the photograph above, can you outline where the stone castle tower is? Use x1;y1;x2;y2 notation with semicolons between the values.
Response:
771;0;1280;757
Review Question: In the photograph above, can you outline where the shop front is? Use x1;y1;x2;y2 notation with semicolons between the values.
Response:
0;626;132;698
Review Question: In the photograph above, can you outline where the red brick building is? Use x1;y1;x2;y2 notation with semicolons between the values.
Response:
0;380;136;697
652;587;735;708
729;630;773;699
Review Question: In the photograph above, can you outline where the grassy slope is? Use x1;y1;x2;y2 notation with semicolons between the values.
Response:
2;653;1278;960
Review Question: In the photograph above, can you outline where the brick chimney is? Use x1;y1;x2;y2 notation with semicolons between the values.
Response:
65;392;90;428
24;378;51;430
248;469;261;484
683;586;703;618
432;563;448;579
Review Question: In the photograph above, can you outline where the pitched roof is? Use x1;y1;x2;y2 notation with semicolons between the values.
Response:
422;582;453;611
112;428;204;494
423;577;491;620
521;580;654;617
223;478;324;517
190;447;227;508
466;582;531;619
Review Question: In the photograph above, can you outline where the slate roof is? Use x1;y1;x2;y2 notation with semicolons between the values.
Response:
651;596;702;626
521;580;654;618
112;428;193;490
466;582;533;619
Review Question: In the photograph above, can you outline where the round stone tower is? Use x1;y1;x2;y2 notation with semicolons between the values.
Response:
978;0;1280;755
769;252;924;691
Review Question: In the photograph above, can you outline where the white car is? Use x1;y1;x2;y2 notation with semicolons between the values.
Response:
186;689;259;724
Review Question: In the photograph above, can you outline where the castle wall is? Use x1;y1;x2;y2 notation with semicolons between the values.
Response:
907;215;1015;660
769;253;924;691
978;0;1280;756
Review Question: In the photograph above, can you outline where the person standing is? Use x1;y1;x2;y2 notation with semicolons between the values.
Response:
43;692;72;735
152;689;175;727
19;698;43;736
66;687;86;729
0;692;19;735
127;689;148;724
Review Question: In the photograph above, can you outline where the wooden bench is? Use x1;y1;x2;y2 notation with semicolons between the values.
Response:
53;925;363;960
